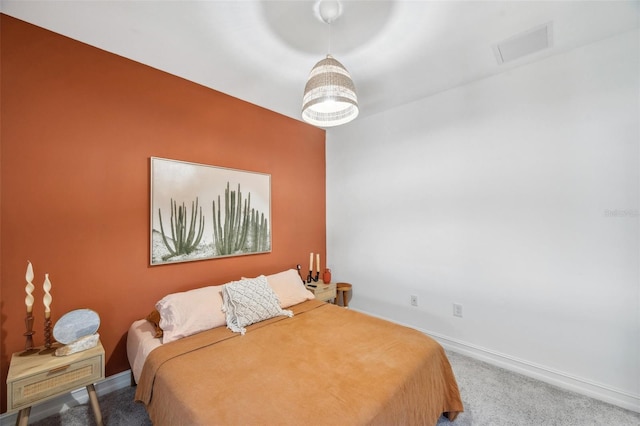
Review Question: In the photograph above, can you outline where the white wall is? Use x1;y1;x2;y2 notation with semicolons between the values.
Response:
327;29;639;411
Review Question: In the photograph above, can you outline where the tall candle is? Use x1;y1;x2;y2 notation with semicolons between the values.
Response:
25;261;34;313
309;253;314;271
43;273;52;319
316;254;320;273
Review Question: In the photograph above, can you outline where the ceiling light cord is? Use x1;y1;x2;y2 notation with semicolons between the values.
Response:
327;21;332;55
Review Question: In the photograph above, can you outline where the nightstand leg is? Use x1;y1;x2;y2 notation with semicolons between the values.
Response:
16;407;30;426
86;384;104;426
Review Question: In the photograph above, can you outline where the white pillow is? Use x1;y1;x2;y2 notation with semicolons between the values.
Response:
222;276;293;335
244;269;314;308
156;285;226;344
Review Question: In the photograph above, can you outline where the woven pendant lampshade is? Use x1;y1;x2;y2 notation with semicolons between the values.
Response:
301;0;358;127
302;54;359;127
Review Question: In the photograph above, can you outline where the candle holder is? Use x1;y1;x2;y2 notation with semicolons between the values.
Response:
40;315;56;355
20;311;38;356
306;270;319;283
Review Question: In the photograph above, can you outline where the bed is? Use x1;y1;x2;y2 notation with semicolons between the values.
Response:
128;270;463;425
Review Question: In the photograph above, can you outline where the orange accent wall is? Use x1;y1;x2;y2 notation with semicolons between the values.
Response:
0;14;325;412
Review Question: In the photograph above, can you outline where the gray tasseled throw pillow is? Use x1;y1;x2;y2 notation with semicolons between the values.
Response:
222;275;293;335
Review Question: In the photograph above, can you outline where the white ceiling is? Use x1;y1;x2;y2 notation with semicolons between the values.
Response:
2;1;639;126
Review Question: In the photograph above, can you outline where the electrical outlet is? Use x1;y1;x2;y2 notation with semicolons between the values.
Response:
453;303;463;318
410;295;418;307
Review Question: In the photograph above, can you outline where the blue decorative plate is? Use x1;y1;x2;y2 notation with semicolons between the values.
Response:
53;309;100;344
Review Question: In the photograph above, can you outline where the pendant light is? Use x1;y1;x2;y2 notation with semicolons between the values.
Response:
302;0;359;127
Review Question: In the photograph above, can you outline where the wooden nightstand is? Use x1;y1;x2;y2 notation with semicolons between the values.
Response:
6;341;105;426
306;282;337;303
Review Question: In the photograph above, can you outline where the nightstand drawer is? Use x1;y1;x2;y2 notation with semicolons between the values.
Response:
307;282;336;302
8;351;104;411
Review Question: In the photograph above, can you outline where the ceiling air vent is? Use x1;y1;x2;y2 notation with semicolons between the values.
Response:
493;22;553;65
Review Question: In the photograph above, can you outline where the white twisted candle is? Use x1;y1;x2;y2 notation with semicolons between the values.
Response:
43;273;52;318
25;261;35;313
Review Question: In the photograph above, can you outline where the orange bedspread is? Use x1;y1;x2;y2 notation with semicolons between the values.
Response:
135;300;463;425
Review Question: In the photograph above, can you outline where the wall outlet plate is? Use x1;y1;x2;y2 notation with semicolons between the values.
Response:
410;295;418;306
453;303;463;317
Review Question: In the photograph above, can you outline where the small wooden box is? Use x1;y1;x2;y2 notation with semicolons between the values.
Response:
306;282;336;303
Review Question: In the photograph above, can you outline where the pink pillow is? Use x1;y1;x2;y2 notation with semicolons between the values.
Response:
156;285;226;344
264;269;315;308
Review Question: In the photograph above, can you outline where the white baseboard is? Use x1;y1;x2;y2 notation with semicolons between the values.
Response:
0;370;132;426
352;308;640;414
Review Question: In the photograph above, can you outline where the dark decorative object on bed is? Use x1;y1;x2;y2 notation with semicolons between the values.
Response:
128;270;463;425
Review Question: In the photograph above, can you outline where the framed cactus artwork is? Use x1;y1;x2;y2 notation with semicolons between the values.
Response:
150;157;271;265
